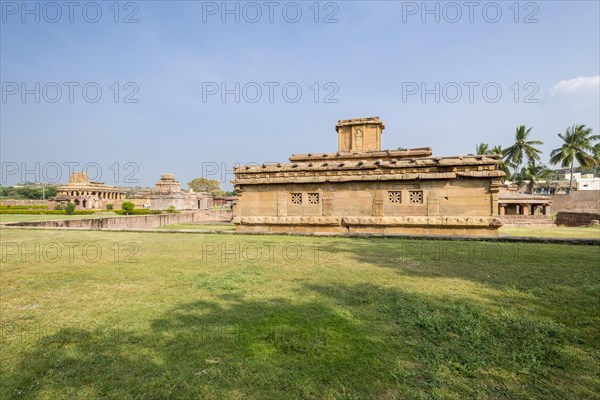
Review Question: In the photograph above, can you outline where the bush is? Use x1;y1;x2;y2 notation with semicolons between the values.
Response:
106;204;114;210
54;203;65;211
121;201;135;215
114;209;162;215
65;202;76;215
167;206;176;213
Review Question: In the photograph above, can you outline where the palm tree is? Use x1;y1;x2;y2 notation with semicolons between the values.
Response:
549;125;599;193
475;143;489;155
504;126;543;176
514;160;555;193
592;142;600;177
489;145;513;179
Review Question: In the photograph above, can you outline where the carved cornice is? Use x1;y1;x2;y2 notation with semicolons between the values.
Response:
233;157;505;185
289;148;432;162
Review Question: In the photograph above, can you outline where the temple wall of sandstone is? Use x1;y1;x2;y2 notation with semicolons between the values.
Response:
236;179;495;219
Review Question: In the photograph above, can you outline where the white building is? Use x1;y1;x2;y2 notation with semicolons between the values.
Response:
559;173;600;191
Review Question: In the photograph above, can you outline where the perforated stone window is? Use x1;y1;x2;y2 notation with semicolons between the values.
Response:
291;193;302;205
409;190;423;204
388;191;401;203
308;193;320;205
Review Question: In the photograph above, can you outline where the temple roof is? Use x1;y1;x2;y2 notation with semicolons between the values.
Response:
289;147;432;162
498;191;552;204
233;154;505;185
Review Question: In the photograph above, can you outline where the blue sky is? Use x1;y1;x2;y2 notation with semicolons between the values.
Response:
1;0;599;189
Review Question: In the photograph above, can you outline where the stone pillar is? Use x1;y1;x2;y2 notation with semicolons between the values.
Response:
499;205;506;215
276;191;287;217
322;191;333;217
522;204;530;215
372;191;384;217
427;197;439;216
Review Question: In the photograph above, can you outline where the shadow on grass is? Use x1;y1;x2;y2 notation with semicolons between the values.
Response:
2;294;390;399
3;282;598;399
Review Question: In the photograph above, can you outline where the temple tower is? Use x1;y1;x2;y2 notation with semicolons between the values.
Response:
335;117;385;153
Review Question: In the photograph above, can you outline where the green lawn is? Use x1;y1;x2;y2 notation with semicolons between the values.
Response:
1;229;598;399
0;213;120;224
500;225;600;239
159;223;236;231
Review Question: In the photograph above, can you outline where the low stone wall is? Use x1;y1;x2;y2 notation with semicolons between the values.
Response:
556;211;600;227
193;209;232;222
500;215;555;226
549;191;600;212
6;209;233;229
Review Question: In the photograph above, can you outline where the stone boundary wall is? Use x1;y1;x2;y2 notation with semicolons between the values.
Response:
549;191;600;212
6;210;233;229
500;215;555;226
556;211;600;227
193;209;232;222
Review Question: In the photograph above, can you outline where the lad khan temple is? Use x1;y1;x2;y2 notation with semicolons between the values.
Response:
233;117;524;236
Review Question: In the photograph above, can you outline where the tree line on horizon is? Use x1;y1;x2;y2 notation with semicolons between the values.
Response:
473;125;600;194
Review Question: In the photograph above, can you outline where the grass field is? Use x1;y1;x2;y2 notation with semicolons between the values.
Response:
1;229;598;399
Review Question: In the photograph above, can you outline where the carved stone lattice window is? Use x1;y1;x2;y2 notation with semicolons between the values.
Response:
409;191;423;204
308;193;320;205
388;191;401;203
291;193;302;205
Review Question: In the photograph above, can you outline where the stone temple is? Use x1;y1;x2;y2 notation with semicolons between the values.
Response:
233;117;505;236
130;173;213;210
54;172;125;209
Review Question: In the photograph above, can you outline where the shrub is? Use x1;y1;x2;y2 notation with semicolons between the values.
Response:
65;202;76;215
54;203;65;211
106;204;114;210
121;201;135;215
114;209;162;215
167;206;176;213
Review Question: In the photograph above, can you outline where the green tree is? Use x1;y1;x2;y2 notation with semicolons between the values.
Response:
592;142;600;177
65;202;76;215
549;125;599;193
504;126;543;176
490;145;514;179
514;160;555;194
121;201;135;215
188;177;222;196
475;143;490;155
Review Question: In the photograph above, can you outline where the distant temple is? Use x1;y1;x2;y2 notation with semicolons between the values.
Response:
54;172;212;211
233;117;505;236
129;173;213;210
54;172;125;209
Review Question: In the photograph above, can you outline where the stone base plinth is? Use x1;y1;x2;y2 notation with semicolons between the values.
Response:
234;216;502;236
